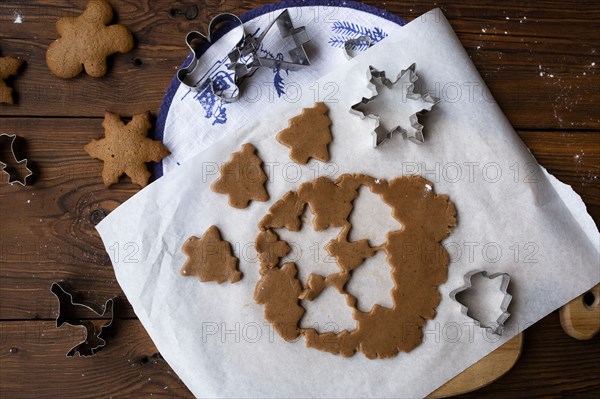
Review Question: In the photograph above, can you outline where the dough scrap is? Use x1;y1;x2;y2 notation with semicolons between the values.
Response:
254;263;305;341
298;176;360;231
259;191;305;231
0;56;23;104
211;143;269;209
276;102;333;164
46;0;134;78
326;228;376;273
181;225;242;284
84;111;170;187
300;274;327;301
255;230;290;274
255;174;457;359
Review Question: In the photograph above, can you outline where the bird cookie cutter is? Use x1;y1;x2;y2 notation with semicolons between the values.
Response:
450;270;512;335
350;64;439;148
177;9;310;102
51;281;117;357
0;133;32;186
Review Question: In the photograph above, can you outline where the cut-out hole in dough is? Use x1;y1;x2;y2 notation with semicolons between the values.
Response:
300;286;356;332
276;209;342;284
455;273;509;328
349;186;402;246
345;250;394;312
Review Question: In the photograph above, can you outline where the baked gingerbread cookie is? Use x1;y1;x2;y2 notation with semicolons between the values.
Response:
181;225;242;284
46;0;134;78
277;102;333;164
84;111;169;187
211;143;269;209
0;55;23;104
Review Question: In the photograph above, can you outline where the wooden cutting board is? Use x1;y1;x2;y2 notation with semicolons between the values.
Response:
428;333;523;398
429;285;599;397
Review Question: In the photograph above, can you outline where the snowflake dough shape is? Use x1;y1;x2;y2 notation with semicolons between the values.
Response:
350;63;439;147
46;0;133;78
84;111;170;187
0;56;23;104
181;225;242;284
276;102;333;164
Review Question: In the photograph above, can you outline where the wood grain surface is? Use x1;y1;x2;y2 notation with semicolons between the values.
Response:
1;0;599;397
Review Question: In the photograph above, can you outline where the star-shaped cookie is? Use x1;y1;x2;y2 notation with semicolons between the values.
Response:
84;111;169;187
0;56;23;104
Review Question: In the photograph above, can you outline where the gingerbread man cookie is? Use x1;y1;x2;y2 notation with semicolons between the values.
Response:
46;0;134;78
0;56;23;104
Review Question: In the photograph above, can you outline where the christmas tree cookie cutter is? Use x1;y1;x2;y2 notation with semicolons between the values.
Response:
0;133;32;186
350;63;439;147
450;270;512;335
51;281;117;357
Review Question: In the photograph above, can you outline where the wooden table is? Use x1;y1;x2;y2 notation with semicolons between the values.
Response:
1;1;598;397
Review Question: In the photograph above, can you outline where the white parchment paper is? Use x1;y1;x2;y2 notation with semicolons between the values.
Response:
97;9;600;398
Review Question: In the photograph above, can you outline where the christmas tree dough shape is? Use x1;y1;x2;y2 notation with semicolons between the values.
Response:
211;143;269;209
181;225;242;284
277;102;333;164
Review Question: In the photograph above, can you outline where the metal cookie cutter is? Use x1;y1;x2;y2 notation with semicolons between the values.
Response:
350;64;439;148
450;270;512;335
177;13;246;101
343;35;372;59
51;281;117;357
227;9;310;77
177;9;310;102
0;133;32;186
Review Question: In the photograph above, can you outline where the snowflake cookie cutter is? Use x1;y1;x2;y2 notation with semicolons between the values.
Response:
450;270;512;335
350;63;439;147
178;9;310;102
0;133;32;186
51;281;117;357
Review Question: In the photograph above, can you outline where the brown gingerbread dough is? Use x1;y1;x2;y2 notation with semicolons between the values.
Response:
181;225;242;284
211;143;269;209
276;102;333;164
254;174;457;359
46;0;134;78
299;274;327;301
326;227;376;272
254;263;304;341
84;111;169;187
255;230;290;274
0;56;23;104
259;191;305;231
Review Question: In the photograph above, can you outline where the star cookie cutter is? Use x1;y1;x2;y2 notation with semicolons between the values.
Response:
177;9;310;102
350;63;439;147
0;133;32;186
51;281;117;357
450;270;512;335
